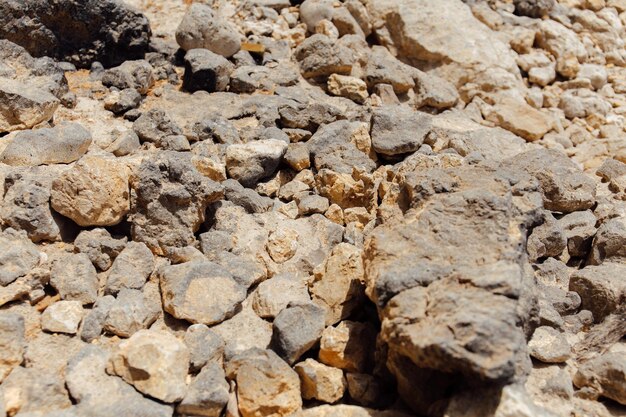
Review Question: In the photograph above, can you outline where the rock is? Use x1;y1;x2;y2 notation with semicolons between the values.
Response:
80;295;115;342
107;130;141;156
271;303;326;364
504;149;596;213
285;143;312;171
0;78;59;133
291;405;412;417
413;70;459;109
175;3;241;58
223;179;274;214
0;229;40;286
346;373;383;406
50;253;98;305
104;88;142;114
177;363;229;417
485;98;552;142
226;140;288;187
74;228;126;271
558;89;611;119
159;261;246;325
589;217;626;265
597;158;626;182
370;106;432;156
294;34;355;78
578;64;608;90
527;214;566;261
129;151;223;255
212;307;273;359
102;60;154;94
300;0;334;32
365;46;416;94
319;321;376;373
0;313;25;382
183;49;234;93
212;251;267;289
107;329;189;403
51;155;130;227
310;243;365;326
66;345;173;417
102;288;160;338
295;358;346;403
105;242;154;294
536;20;586;77
0;367;71;416
297;194;330;216
327;74;369;104
574;352;626;405
184;324;225;372
42;301;84;335
0;122;92;166
133;109;189;150
569;263;626;323
225;348;302;417
252;274;311;319
557;211;597;258
266;228;300;263
527;327;571;363
0;0;151;68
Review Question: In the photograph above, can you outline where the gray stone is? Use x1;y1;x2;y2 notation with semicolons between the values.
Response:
106;130;141;156
105;242;154;294
589;217;626;265
300;0;334;32
104;88;142;114
102;60;154;94
159;261;246;325
132;109;188;150
272;303;326;364
0;312;25;382
0;228;40;286
370;106;432;156
294;34;355;78
569;263;626;323
212;307;273;360
50;253;98;305
252;274;311;319
184;324;225;372
223;179;274;213
80;295;115;342
527;213;566;261
574;352;626;405
226;140;288;187
41;301;84;335
365;46;416;94
0;78;59;133
74;228;126;271
103;288;160;338
177;363;229;417
183;49;234;93
557;210;596;258
297;194;330;216
596;159;626;182
212;251;267;289
514;0;555;17
175;3;241;58
527;326;571;363
413;70;459;109
0;122;92;166
0;366;71;415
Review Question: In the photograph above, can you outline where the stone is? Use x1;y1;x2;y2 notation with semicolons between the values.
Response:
104;88;142;114
183;49;234;93
513;0;555;17
0;168;64;242
129;151;223;255
50;253;98;305
569;263;626;323
103;288;160;338
0;0;151;67
597;158;626;182
74;228;126;271
291;405;412;417
184;324;225;372
1;367;71;416
0;78;59;133
557;211;597;258
176;3;241;58
66;345;173;417
41;301;84;335
485;98;552;142
133;109;189;150
504;149;596;213
319;321;376;373
267;228;300;263
108;329;189;403
527;214;566;261
0;313;25;382
159;261;246;325
212;307;273;359
80;295;115;342
294;34;355;78
252;274;311;319
297;194;330;216
102;60;154;94
327;74;369;104
51;155;130;227
105;242;154;294
107;130;141;156
212;251;267;289
300;0;334;32
272;303;326;364
370;106;432;156
223;179;274;214
285;143;312;171
346;373;383;407
0;229;40;286
225;348;302;417
578;64;608;90
0;122;92;166
295;358;347;403
558;89;611;119
527;326;571;363
589;217;626;265
574;352;626;405
310;243;365;326
365;46;416;94
413;70;459;109
226;140;288;187
178;363;229;417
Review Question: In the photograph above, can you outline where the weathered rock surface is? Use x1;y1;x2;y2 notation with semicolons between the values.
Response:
574;352;626;405
50;253;98;305
0;312;25;382
176;3;241;58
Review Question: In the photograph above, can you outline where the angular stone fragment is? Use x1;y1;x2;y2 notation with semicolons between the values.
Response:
74;228;126;271
177;363;229;417
319;321;376;373
184;324;225;372
485;98;552;142
252;274;311;319
104;88;142;115
294;34;355;78
589;217;626;265
365;46;416;94
50;253;98;305
105;242;154;294
0;122;92;166
0;78;59;133
108;329;189;403
1;367;71;416
527;326;571;363
183;49;234;93
42;301;84;335
514;0;555;17
370;106;432;156
569;263;626;323
0;229;40;286
102;60;155;94
327;74;369;104
0;312;25;382
103;288;160;338
295;358;346;403
226;348;302;417
159;261;246;325
51;155;130;227
226;140;288;187
212;307;273;359
176;4;241;57
272;303;326;364
574;352;626;405
80;295;115;342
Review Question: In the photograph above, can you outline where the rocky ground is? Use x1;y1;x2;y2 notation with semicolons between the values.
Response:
0;0;626;416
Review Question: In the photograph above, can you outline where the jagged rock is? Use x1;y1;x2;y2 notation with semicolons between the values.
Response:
105;242;154;294
212;307;273;359
295;358;346;403
319;320;376;373
223;179;274;213
132;109;189;150
0;229;40;286
175;3;241;57
41;301;84;335
225;348;302;417
295;34;355;78
0;122;92;166
0;0;151;68
104;88;142;114
107;329;189;403
102;287;160;338
346;373;383;407
226;140;288;187
272;303;326;364
514;0;555;17
0;312;25;382
574;352;626;405
74;229;127;271
66;345;173;417
183;49;234;93
365;46;416;94
370;106;432;157
0;367;71;416
80;295;115;342
252;274;311;319
102;60;154;94
292;405;412;417
527;214;566;261
414;70;459;109
129;151;223;255
557;211;596;258
300;0;334;32
50;253;98;305
159;261;246;325
485;98;552;142
327;74;369;103
0;79;59;133
107;130;141;156
178;364;229;417
51;155;130;227
184;324;225;372
569;263;626;323
527;327;571;363
589;217;626;265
